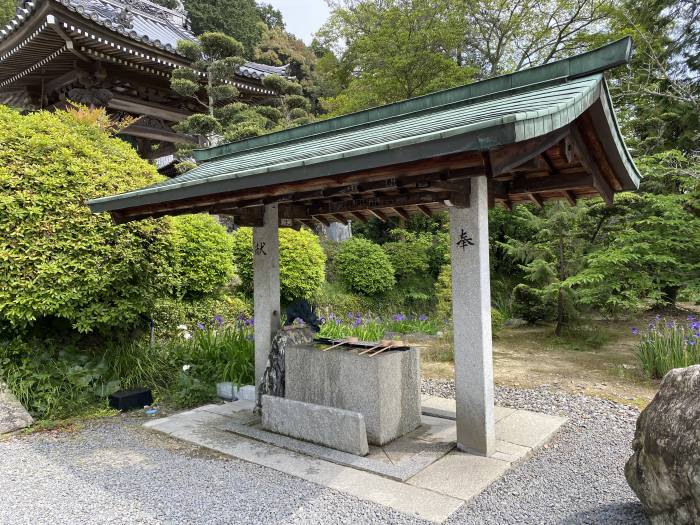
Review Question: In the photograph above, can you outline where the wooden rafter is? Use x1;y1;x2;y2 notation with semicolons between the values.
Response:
417;205;432;218
367;209;387;222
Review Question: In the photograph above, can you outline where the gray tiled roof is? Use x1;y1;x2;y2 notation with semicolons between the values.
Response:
3;0;288;78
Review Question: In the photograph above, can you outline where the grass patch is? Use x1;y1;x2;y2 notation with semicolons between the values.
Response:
547;323;613;351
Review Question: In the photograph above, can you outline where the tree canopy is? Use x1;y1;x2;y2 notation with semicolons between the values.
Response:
182;0;264;54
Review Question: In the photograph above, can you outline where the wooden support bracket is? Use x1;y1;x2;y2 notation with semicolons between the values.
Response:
570;126;614;205
489;125;570;176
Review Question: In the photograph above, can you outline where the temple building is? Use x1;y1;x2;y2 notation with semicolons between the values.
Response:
0;0;286;167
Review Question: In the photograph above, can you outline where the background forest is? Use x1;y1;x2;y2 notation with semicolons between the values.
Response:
0;0;698;422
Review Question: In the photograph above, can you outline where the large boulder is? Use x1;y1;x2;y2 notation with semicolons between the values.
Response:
0;381;33;434
625;365;700;524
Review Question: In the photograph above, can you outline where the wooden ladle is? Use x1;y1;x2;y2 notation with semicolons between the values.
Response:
359;339;392;355
322;337;358;352
369;340;405;357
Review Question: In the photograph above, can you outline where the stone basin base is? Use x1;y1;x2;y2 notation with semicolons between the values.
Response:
284;344;421;445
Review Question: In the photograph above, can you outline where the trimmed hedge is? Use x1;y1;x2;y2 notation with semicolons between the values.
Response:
335;237;395;295
171;214;235;299
230;227;326;302
0;106;175;333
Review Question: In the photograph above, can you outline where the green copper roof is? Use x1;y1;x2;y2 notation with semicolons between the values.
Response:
88;38;639;214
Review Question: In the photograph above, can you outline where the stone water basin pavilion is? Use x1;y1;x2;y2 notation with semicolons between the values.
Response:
88;38;640;520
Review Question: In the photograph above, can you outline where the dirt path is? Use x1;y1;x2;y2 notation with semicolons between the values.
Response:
421;319;665;409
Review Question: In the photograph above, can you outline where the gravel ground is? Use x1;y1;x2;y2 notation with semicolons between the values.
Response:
0;381;648;525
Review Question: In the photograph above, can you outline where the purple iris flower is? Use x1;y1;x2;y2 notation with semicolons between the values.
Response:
213;315;224;326
393;314;406;322
335;318;342;325
690;322;699;331
666;321;675;328
196;322;205;330
418;314;429;322
631;327;639;335
353;317;363;327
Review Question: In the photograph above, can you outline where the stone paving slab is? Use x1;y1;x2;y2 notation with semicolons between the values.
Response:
421;395;515;422
143;397;567;523
158;422;464;523
198;400;256;417
495;409;567;449
219;417;456;481
407;451;511;502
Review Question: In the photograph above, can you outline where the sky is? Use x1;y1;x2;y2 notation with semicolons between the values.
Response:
264;0;332;44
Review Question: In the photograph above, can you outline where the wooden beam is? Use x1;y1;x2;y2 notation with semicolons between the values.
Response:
570;126;614;205
351;211;368;223
528;193;544;208
45;70;81;94
560;136;574;164
367;209;387;222
540;151;558;173
508;172;592;195
417;205;432;218
393;207;411;221
108;94;190;122
489;126;570;176
119;124;197;145
443;179;471;208
332;213;349;224
106;151;487;222
308;191;451;216
563;190;577;205
315;215;330;227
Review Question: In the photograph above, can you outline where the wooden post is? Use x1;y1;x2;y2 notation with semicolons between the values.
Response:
449;176;496;456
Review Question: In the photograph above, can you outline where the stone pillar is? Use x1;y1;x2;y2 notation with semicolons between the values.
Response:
253;204;280;396
449;176;496;456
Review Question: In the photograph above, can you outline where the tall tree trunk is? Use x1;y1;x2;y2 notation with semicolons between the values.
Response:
555;231;565;336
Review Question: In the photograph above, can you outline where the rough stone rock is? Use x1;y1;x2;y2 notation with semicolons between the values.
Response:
0;381;33;434
625;365;700;524
256;326;314;410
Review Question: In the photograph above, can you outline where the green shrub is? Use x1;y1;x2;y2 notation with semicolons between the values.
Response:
435;264;452;321
230;227;326;302
171;214;235;298
512;284;554;324
0;106;176;333
335;237;395;295
434;264;504;336
382;233;430;280
634;317;700;379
